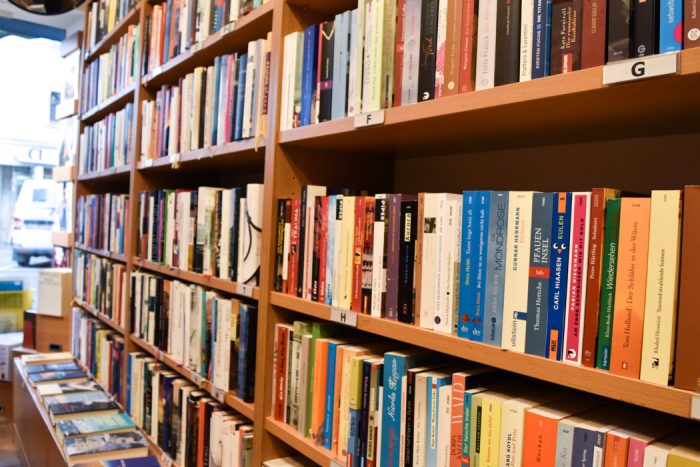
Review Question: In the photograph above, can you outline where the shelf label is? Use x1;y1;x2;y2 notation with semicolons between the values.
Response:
153;66;163;77
354;110;385;128
603;53;678;85
330;460;344;467
223;23;234;34
160;453;174;467
692;394;700;420
211;386;226;403
140;158;153;169
236;283;254;298
192;372;204;386
330;308;358;327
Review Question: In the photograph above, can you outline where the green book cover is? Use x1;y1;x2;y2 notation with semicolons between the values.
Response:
56;413;136;443
596;198;622;370
290;321;312;429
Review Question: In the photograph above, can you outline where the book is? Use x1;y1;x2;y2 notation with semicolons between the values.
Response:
475;0;498;89
50;400;120;423
632;0;658;56
73;456;161;466
532;0;553;77
580;0;607;67
418;0;439;100
64;431;149;464
483;192;508;346
550;0;582;74
37;380;100;397
546;192;572;361
56;413;137;443
659;0;683;52
29;369;88;386
495;0;522;85
607;0;632;61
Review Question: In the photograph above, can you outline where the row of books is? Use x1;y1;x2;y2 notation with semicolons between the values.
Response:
140;36;271;162
86;0;139;51
79;103;134;175
74;251;129;328
136;184;264;285
76;193;129;255
143;0;269;75
20;352;153;465
127;352;255;466
130;270;258;401
72;309;126;403
273;186;696;386
270;337;700;467
280;0;696;129
81;24;140;113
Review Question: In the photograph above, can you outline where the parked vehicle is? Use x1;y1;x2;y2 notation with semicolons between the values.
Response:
8;179;58;267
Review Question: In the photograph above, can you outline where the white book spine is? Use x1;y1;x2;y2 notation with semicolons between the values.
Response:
413;373;428;466
475;0;497;90
450;196;463;335
371;194;387;317
437;384;452;466
362;0;374;113
421;194;439;330
242;42;256;139
280;35;291;131
434;0;449;96
519;0;534;81
402;0;422;104
347;9;359;117
435;194;453;334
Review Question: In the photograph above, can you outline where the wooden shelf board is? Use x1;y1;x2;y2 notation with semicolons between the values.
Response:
74;243;127;262
81;84;136;124
138;139;265;173
279;49;700;156
285;0;357;15
84;7;141;63
129;334;255;420
271;292;699;420
52;165;76;182
264;417;333;466
141;2;273;89
77;163;131;183
51;231;74;248
55;99;79;120
133;257;259;300
74;299;127;335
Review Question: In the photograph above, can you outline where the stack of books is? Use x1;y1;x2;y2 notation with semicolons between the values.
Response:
127;352;255;465
137;184;264;286
79;103;134;175
86;0;139;50
76;193;129;255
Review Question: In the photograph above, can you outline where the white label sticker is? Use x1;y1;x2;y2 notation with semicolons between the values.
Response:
212;387;226;403
153;66;163;77
141;158;153;168
236;283;253;298
692;394;700;420
223;23;233;34
192;373;204;386
330;308;358;327
603;53;679;85
354;110;385;128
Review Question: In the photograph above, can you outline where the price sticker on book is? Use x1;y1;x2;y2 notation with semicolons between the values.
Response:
237;283;253;298
354;110;385;129
330;308;358;327
212;387;226;403
603;53;678;85
192;372;204;386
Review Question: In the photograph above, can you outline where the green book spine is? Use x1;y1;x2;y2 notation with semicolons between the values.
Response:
596;198;622;370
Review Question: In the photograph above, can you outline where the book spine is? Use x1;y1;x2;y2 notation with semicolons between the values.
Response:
361;198;376;314
458;192;476;338
483;191;508;346
550;0;582;74
434;0;449;98
381;0;397;109
371;195;387;317
546;192;572;361
632;0;658;56
404;370;418;466
402;0;422;103
297;188;308;298
418;0;439;101
595;198;621;370
580;0;607;67
394;0;407;106
398;200;418;323
358;360;372;467
610;198;651;378
563;193;591;365
444;0;464;96
319;197;329;305
571;428;595;466
274;199;285;292
380;354;405;466
525;192;554;357
475;0;498;89
450;374;466;467
300;25;319;126
419;193;434;330
659;0;683;52
684;0;700;48
607;0;632;61
323;342;337;449
386;194;402;320
495;0;522;85
339;197;356;309
311;196;323;302
352;197;367;312
531;0;553;77
520;0;535;80
318;21;335;122
471;191;490;341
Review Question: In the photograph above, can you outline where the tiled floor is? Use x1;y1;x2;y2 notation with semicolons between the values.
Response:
0;419;21;467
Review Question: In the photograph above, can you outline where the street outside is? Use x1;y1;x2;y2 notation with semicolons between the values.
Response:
0;241;50;296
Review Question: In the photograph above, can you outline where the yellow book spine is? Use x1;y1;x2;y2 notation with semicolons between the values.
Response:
482;398;503;467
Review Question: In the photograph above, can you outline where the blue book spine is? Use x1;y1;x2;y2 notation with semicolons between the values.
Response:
426;375;452;467
531;0;553;78
237;304;250;399
462;391;477;465
347;408;361;467
211;56;221;145
659;0;683;52
300;24;320;126
163;0;172;63
483;191;509;346
234;54;248;141
126;354;132;414
325;195;336;305
358;359;372;467
471;191;491;342
572;427;596;467
546;192;572;361
380;354;407;467
458;192;476;338
323;341;338;449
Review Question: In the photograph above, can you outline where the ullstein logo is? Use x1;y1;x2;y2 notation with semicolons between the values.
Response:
631;61;646;77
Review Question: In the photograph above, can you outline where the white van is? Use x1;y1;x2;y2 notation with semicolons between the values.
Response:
8;179;58;266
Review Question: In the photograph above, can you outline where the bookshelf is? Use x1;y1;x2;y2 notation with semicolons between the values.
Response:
66;0;700;465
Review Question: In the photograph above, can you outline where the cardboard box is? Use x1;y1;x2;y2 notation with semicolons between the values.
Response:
36;314;71;353
37;268;72;317
0;333;24;381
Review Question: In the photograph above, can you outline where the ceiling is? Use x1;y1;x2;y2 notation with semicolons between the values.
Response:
0;0;83;36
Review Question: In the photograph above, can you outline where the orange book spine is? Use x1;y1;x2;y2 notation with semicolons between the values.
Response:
197;401;207;467
352;197;367;312
604;432;629;467
331;346;345;456
523;412;558;466
310;339;329;443
610;198;651;378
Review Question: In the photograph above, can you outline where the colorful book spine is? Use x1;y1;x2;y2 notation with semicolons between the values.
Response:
659;0;683;52
532;0;553;77
300;24;319;126
471;191;491;341
483;191;509;346
546;192;572;361
595;198;621;370
458;191;477;338
398;198;418;323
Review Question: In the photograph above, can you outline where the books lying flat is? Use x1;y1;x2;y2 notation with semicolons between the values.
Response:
25;361;82;374
22;352;75;365
263;458;307;467
63;431;149;464
29;369;87;386
37;380;100;397
56;413;137;444
73;456;161;466
44;390;111;409
49;400;120;423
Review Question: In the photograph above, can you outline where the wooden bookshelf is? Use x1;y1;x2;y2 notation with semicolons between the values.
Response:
66;0;700;465
132;257;259;299
75;243;127;263
74;298;127;335
84;6;141;62
55;98;80;120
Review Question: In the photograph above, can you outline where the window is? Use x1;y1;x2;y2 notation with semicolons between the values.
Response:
49;90;60;121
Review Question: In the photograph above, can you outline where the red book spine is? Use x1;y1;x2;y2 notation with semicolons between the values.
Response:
361;198;375;313
581;0;607;68
351;197;367;312
394;0;407;106
274;326;289;421
288;197;301;297
459;0;477;92
282;199;292;294
319;196;329;304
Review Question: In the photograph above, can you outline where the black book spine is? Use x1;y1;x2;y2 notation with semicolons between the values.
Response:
150;192;159;263
244;306;258;402
607;0;633;61
274;199;286;292
318;20;335;122
230;188;240;281
311;196;323;302
418;0;439;101
155;277;163;348
404;370;417;466
398;200;418;323
297;187;308;298
632;0;658;56
358;361;372;466
213;190;223;277
495;0;522;85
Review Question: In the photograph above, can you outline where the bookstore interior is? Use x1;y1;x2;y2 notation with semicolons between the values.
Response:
0;0;699;464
